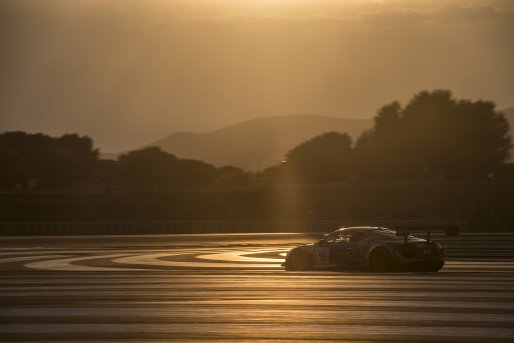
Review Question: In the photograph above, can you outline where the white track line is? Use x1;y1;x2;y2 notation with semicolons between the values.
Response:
25;254;157;272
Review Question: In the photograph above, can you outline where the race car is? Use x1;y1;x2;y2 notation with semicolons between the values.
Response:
283;226;458;272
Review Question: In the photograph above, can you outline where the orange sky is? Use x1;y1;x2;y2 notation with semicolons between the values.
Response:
1;0;513;151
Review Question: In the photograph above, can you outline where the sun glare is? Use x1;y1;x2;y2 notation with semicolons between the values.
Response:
207;0;385;14
224;0;318;9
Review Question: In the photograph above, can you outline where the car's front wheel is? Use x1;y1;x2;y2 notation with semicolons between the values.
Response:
285;251;313;271
370;247;394;272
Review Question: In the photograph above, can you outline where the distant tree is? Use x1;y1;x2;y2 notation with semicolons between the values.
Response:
95;159;122;186
495;163;514;180
212;166;251;188
0;142;28;186
118;147;180;185
254;164;282;185
355;102;410;180
177;158;217;188
117;147;217;187
53;134;99;184
282;132;354;183
356;90;512;180
0;132;98;187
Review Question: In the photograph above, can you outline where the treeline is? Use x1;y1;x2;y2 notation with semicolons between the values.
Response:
265;90;513;183
0;132;98;188
0;134;251;189
1;90;513;190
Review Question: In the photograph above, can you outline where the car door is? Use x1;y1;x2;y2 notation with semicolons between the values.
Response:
343;231;366;267
322;232;350;267
326;231;363;268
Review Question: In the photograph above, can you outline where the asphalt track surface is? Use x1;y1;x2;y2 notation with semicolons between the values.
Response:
1;233;514;342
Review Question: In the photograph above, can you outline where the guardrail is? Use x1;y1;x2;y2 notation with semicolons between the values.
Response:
0;219;513;236
428;233;514;259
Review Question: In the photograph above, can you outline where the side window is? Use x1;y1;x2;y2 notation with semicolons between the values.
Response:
325;233;341;243
326;232;350;243
346;232;364;243
335;234;348;243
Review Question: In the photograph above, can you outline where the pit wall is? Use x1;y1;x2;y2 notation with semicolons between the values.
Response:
1;181;513;234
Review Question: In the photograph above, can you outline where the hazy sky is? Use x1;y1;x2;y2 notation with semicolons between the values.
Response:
2;0;514;152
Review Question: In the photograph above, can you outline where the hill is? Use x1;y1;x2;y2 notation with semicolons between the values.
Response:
146;114;373;170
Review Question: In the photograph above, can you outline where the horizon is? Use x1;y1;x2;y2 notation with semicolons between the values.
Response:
5;104;514;155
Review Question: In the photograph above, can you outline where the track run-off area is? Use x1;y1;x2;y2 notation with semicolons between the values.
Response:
1;233;514;342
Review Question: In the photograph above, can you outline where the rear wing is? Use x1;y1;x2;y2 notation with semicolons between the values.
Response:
395;225;459;243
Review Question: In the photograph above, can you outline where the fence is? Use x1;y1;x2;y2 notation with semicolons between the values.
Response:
430;233;514;259
0;219;513;236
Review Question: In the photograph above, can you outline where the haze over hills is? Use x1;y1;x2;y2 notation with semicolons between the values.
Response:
102;108;514;170
146;115;373;170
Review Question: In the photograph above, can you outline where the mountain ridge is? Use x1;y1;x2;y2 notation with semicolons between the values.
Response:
146;114;373;170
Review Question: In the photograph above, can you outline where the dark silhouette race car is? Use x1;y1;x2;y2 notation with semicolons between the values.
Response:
283;226;458;272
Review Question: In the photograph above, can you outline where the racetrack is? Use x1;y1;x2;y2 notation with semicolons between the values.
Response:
1;233;514;342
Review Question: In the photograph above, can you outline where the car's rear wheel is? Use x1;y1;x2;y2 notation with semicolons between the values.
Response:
370;247;394;272
285;251;313;271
